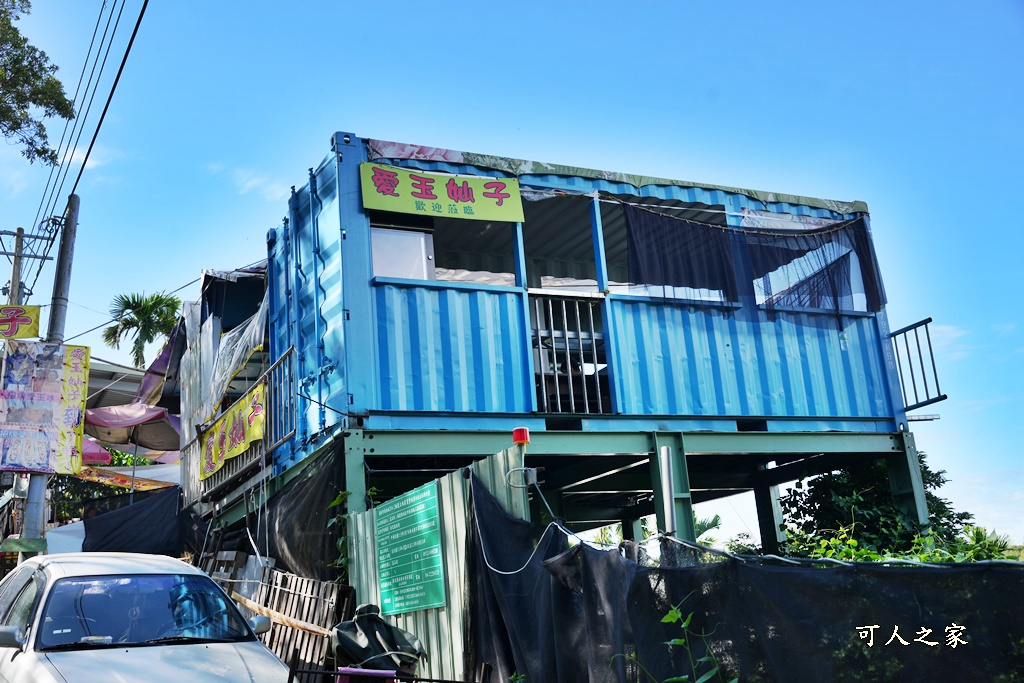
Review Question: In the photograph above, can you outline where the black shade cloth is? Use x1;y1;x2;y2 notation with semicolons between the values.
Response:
744;215;887;317
624;206;886;320
624;204;738;298
252;445;343;581
468;478;1024;683
82;485;183;556
73;487;158;521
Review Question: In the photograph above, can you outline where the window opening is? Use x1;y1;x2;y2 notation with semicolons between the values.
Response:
369;209;516;286
522;197;599;293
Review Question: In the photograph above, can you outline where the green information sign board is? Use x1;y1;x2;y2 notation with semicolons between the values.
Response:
376;481;446;615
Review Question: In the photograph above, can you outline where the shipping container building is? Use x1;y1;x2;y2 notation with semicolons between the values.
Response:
180;131;944;554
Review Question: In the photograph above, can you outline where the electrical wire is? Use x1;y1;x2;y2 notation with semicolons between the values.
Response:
70;0;149;198
29;0;113;245
36;0;125;255
62;257;264;344
24;0;151;302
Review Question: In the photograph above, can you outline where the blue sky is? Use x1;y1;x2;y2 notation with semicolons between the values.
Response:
3;1;1022;543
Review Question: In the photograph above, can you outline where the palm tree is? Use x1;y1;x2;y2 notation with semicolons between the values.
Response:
102;292;181;367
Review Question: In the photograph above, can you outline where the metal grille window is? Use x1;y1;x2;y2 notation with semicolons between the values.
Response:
531;293;609;414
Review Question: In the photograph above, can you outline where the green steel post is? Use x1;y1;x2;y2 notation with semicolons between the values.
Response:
887;430;929;526
649;433;696;542
620;517;646;543
345;430;368;515
753;480;786;555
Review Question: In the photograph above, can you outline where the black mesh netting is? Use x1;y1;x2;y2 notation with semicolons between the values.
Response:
468;477;1024;683
82;486;184;556
624;205;886;321
246;445;344;581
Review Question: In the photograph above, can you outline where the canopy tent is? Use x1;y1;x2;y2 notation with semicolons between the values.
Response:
84;404;181;451
82;438;111;465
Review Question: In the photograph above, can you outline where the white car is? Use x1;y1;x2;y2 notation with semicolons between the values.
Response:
0;552;290;682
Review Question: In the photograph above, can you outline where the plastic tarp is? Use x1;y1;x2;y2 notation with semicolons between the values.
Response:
366;138;870;215
76;462;180;489
82;486;183;556
201;262;267;283
208;288;268;415
133;319;184;405
98;462;180;485
84;404;181;451
45;521;85;553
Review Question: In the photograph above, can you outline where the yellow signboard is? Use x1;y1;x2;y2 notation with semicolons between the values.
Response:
199;380;266;480
360;163;524;222
0;341;89;474
0;306;41;339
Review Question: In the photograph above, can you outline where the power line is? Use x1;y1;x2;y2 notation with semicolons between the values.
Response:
40;0;127;240
25;0;152;302
70;0;150;197
63;257;267;344
29;0;113;244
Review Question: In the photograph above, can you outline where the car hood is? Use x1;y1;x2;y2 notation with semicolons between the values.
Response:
43;641;289;683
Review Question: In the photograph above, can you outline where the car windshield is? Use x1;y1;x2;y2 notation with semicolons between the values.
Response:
36;574;252;650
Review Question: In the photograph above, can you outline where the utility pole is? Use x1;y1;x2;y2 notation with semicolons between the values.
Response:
6;228;27;543
8;228;24;305
21;195;79;543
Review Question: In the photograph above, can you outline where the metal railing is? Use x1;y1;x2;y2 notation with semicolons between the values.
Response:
531;292;609;414
182;348;296;507
890;318;947;412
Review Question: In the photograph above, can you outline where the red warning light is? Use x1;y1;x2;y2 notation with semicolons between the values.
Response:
512;427;530;445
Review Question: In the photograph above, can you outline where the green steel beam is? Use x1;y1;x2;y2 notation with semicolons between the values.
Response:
563;500;656;525
360;429;902;458
691;488;750;504
683;431;902;455
362;430;652;456
749;452;885;488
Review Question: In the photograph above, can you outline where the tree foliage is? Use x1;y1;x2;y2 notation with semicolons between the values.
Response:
49;449;151;522
102;291;181;367
780;452;976;556
0;0;75;165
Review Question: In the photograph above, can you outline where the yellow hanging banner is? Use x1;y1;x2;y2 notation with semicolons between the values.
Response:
360;163;524;222
199;380;266;480
0;306;41;339
0;341;88;474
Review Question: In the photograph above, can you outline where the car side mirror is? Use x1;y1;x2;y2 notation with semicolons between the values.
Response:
248;616;271;635
0;626;24;649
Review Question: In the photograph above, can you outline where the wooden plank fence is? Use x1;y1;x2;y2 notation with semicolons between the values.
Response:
205;553;354;682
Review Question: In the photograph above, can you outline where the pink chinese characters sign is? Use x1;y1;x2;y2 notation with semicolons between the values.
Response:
359;163;524;223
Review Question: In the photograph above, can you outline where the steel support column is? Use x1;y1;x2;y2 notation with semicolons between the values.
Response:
753;479;786;555
649;433;696;542
344;430;368;515
887;430;929;526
